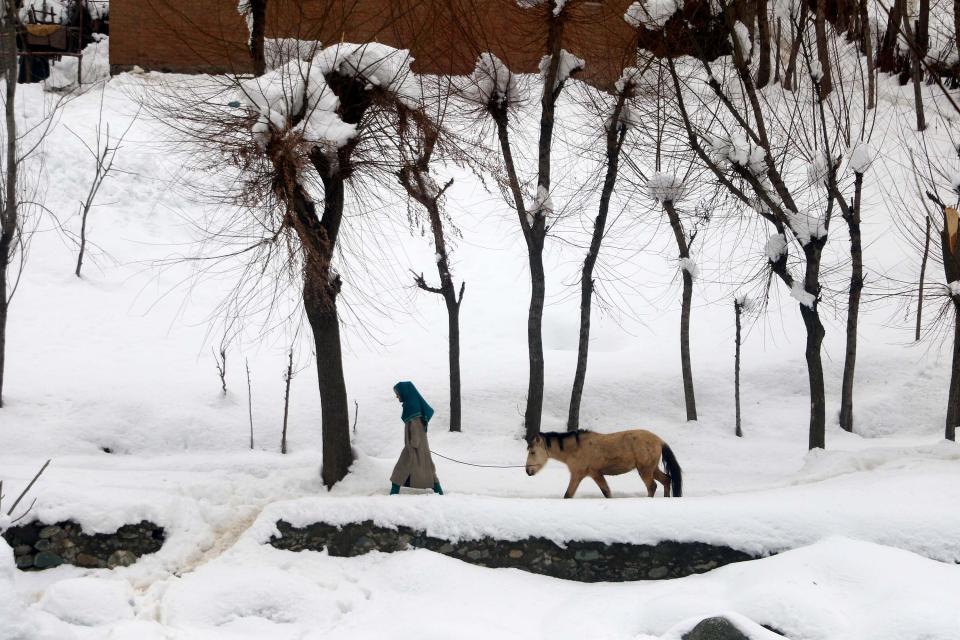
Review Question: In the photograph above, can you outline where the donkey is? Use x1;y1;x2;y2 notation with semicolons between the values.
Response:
525;429;682;498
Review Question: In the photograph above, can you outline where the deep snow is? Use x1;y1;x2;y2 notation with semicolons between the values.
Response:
0;38;959;639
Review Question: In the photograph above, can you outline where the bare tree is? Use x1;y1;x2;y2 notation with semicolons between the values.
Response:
659;2;871;449
151;40;444;486
281;347;294;453
566;67;639;430
734;296;746;437
69;91;135;278
0;0;17;408
0;2;65;407
458;1;581;441
399;79;467;432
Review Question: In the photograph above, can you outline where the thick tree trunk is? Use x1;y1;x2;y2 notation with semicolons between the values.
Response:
249;0;267;76
525;242;546;440
955;0;960;66
663;200;697;421
916;214;930;341
878;0;904;73
446;296;462;431
839;175;864;432
947;303;960;441
783;9;806;91
801;246;826;450
912;1;929;131
524;7;565;441
814;0;833;97
304;270;353;488
756;0;772;88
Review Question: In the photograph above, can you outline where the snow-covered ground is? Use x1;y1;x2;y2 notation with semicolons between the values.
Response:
1;46;960;638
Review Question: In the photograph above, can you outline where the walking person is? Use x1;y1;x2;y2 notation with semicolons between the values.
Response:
390;381;443;495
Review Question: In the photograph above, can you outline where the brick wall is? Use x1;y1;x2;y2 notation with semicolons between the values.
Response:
109;0;639;88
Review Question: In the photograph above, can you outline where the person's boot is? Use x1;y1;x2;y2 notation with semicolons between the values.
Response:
390;483;401;495
433;481;443;495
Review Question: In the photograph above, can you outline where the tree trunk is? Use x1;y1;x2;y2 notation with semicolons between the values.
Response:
916;214;930;341
859;0;876;110
0;12;17;409
783;9;806;91
947;302;960;441
814;0;833;97
249;0;267;76
663;200;697;421
955;0;960;67
524;8;565;441
912;0;929;131
839;174;864;432
525;241;546;440
878;0;904;73
304;270;353;488
734;299;743;437
446;295;462;431
568;107;626;431
801;246;826;449
756;0;772;88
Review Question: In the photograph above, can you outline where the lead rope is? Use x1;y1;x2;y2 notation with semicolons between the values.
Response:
429;450;527;469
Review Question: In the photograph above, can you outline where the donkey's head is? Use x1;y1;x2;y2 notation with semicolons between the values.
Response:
525;435;548;476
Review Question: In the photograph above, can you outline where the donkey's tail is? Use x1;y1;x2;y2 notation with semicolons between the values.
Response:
661;443;683;498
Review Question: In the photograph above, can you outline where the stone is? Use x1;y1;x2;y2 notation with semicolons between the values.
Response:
107;550;137;569
15;555;34;570
38;526;62;539
13;545;32;556
33;539;52;552
76;553;105;568
33;552;64;569
647;566;669;579
508;549;523;559
574;549;600;561
682;616;752;640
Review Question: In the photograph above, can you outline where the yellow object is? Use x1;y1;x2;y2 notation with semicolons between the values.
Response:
25;24;62;37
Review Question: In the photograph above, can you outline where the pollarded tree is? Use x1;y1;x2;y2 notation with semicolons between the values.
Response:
658;0;872;449
566;67;641;431
398;78;468;432
459;0;583;441
156;42;438;486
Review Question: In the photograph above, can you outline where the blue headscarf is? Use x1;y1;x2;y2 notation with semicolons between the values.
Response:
394;381;434;427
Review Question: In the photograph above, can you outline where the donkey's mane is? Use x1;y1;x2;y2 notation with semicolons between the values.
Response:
540;429;592;451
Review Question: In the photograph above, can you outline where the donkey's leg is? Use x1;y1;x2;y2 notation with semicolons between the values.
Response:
654;468;671;497
638;467;657;497
563;472;585;499
591;473;612;498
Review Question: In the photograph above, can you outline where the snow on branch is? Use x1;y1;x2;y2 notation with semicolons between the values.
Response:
528;185;553;224
764;233;787;262
624;0;682;29
239;43;419;154
730;21;752;60
790;281;816;308
679;257;698;279
646;172;687;204
539;50;585;89
846;140;875;175
461;53;523;109
517;0;568;16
